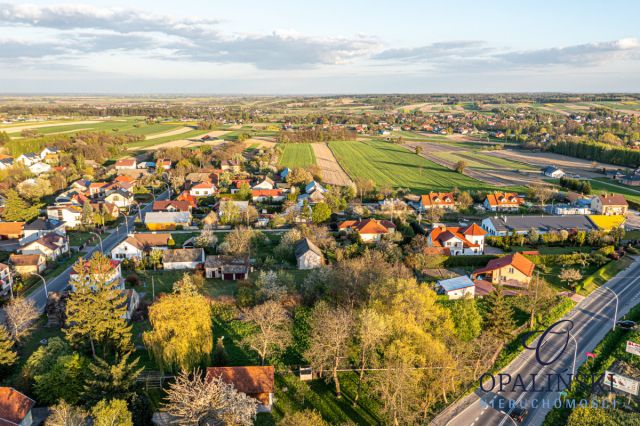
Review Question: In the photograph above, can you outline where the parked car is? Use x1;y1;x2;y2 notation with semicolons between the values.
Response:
509;406;529;423
616;320;637;330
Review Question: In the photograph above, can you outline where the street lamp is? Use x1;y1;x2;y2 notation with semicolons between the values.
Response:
89;231;104;252
32;272;48;300
568;332;578;376
599;286;619;330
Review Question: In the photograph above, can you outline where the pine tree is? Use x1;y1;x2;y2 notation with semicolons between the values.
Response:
65;253;132;357
2;189;39;222
485;285;515;341
0;325;17;366
83;352;143;405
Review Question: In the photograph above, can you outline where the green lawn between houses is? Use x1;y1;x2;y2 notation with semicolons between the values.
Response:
278;143;316;168
328;139;495;193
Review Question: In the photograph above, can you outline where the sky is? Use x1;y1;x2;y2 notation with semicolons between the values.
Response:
0;0;639;94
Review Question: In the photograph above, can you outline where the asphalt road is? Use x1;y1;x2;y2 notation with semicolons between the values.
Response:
28;190;169;310
436;257;640;426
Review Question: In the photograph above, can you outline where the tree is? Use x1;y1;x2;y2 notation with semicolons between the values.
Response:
279;410;328;426
65;253;132;357
414;146;423;156
457;191;473;210
0;325;17;366
4;296;39;341
237;182;252;200
450;296;482;342
162;370;257;426
241;300;291;365
311;202;331;224
2;189;40;222
148;249;164;269
354;178;375;200
353;308;388;402
33;353;89;405
81;202;95;229
92;399;133;426
529;184;554;205
255;270;287;302
286;168;313;186
484;286;515;342
455;160;467;174
46;400;88;426
83;352;143;405
143;293;213;372
305;301;353;398
172;273;204;296
194;225;218;249
560;268;582;289
220;226;256;256
527;276;554;329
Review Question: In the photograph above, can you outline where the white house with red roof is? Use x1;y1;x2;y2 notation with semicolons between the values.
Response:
427;223;487;255
483;192;525;212
418;192;456;211
114;158;137;171
338;218;396;243
189;181;217;197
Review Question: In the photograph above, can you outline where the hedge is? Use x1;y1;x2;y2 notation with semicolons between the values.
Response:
443;255;498;268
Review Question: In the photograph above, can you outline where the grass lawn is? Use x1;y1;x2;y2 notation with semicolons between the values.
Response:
329;139;494;193
126;128;205;148
6;118;179;137
278;143;316;168
131;269;237;301
579;256;633;295
168;232;199;247
590;178;640;205
67;231;94;246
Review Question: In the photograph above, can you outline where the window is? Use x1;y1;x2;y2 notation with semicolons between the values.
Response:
509;267;514;274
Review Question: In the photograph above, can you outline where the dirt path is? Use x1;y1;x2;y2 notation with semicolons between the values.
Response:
145;126;194;140
313;143;353;187
1;120;102;133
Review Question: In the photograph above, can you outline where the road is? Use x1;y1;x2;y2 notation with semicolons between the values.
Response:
434;257;640;426
28;190;169;310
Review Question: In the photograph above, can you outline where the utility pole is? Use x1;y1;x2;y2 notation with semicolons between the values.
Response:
152;275;155;300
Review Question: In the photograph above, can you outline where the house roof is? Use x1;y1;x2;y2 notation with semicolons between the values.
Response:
421;192;455;207
0;222;24;237
162;248;204;264
204;255;249;274
473;252;535;278
339;218;395;235
9;254;44;266
597;193;628;206
115;159;136;167
114;175;135;183
0;387;35;426
464;223;487;236
152;200;191;212
24;218;63;231
206;366;274;395
21;233;66;251
294;238;323;258
252;189;283;197
485;192;524;207
192;181;215;189
438;275;474;292
123;233;172;250
429;224;485;248
144;211;191;224
484;215;597;233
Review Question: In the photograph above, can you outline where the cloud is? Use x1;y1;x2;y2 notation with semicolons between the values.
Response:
0;2;379;69
374;41;489;61
0;38;66;58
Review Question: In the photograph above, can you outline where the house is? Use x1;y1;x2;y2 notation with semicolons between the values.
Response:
483;192;525;212
19;233;69;261
294;238;323;270
437;276;475;300
47;205;82;228
104;189;135;209
111;233;172;260
144;212;192;231
280;168;290;180
162;248;204;270
591;194;628;216
88;182;109;198
206;366;274;413
252;189;285;202
114;158;137;171
69;259;123;288
21;219;66;244
252;177;275;190
157;159;172;170
481;215;598;237
71;179;92;192
427;223;486;255
0;387;35;426
16;153;40;167
338;218;396;243
204;255;250;280
297;190;325;205
28;162;51;175
220;159;241;172
305;181;326;194
9;254;46;276
418;192;456;211
0;263;13;296
152;200;192;213
472;252;535;288
189;182;217;197
176;191;197;209
0;158;14;170
0;222;24;240
40;147;60;163
542;166;565;178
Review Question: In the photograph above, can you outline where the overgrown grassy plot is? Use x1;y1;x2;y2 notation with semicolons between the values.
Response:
329;139;493;193
278;143;316;168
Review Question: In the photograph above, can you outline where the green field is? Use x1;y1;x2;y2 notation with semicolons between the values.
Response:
126;128;206;148
7;118;182;137
329;139;493;193
434;150;535;171
590;178;640;205
278;143;316;168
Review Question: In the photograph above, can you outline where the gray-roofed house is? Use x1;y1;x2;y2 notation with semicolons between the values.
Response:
162;248;205;270
20;218;66;245
436;275;475;300
294;238;323;270
144;211;192;230
542;166;565;178
204;255;250;280
481;215;598;237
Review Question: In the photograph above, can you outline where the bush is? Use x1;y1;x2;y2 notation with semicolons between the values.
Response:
444;255;498;268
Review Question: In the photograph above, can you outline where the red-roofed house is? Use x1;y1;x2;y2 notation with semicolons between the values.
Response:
483;192;525;212
69;259;123;288
177;191;198;208
114;158;137;171
0;387;35;426
338;218;396;243
157;159;172;170
472;252;535;287
152;200;192;213
591;193;628;216
189;182;217;197
88;182;109;198
206;366;274;413
419;192;456;211
427;223;487;255
252;189;285;202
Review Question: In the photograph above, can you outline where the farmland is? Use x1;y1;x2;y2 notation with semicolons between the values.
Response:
278;143;316;168
329;139;493;193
